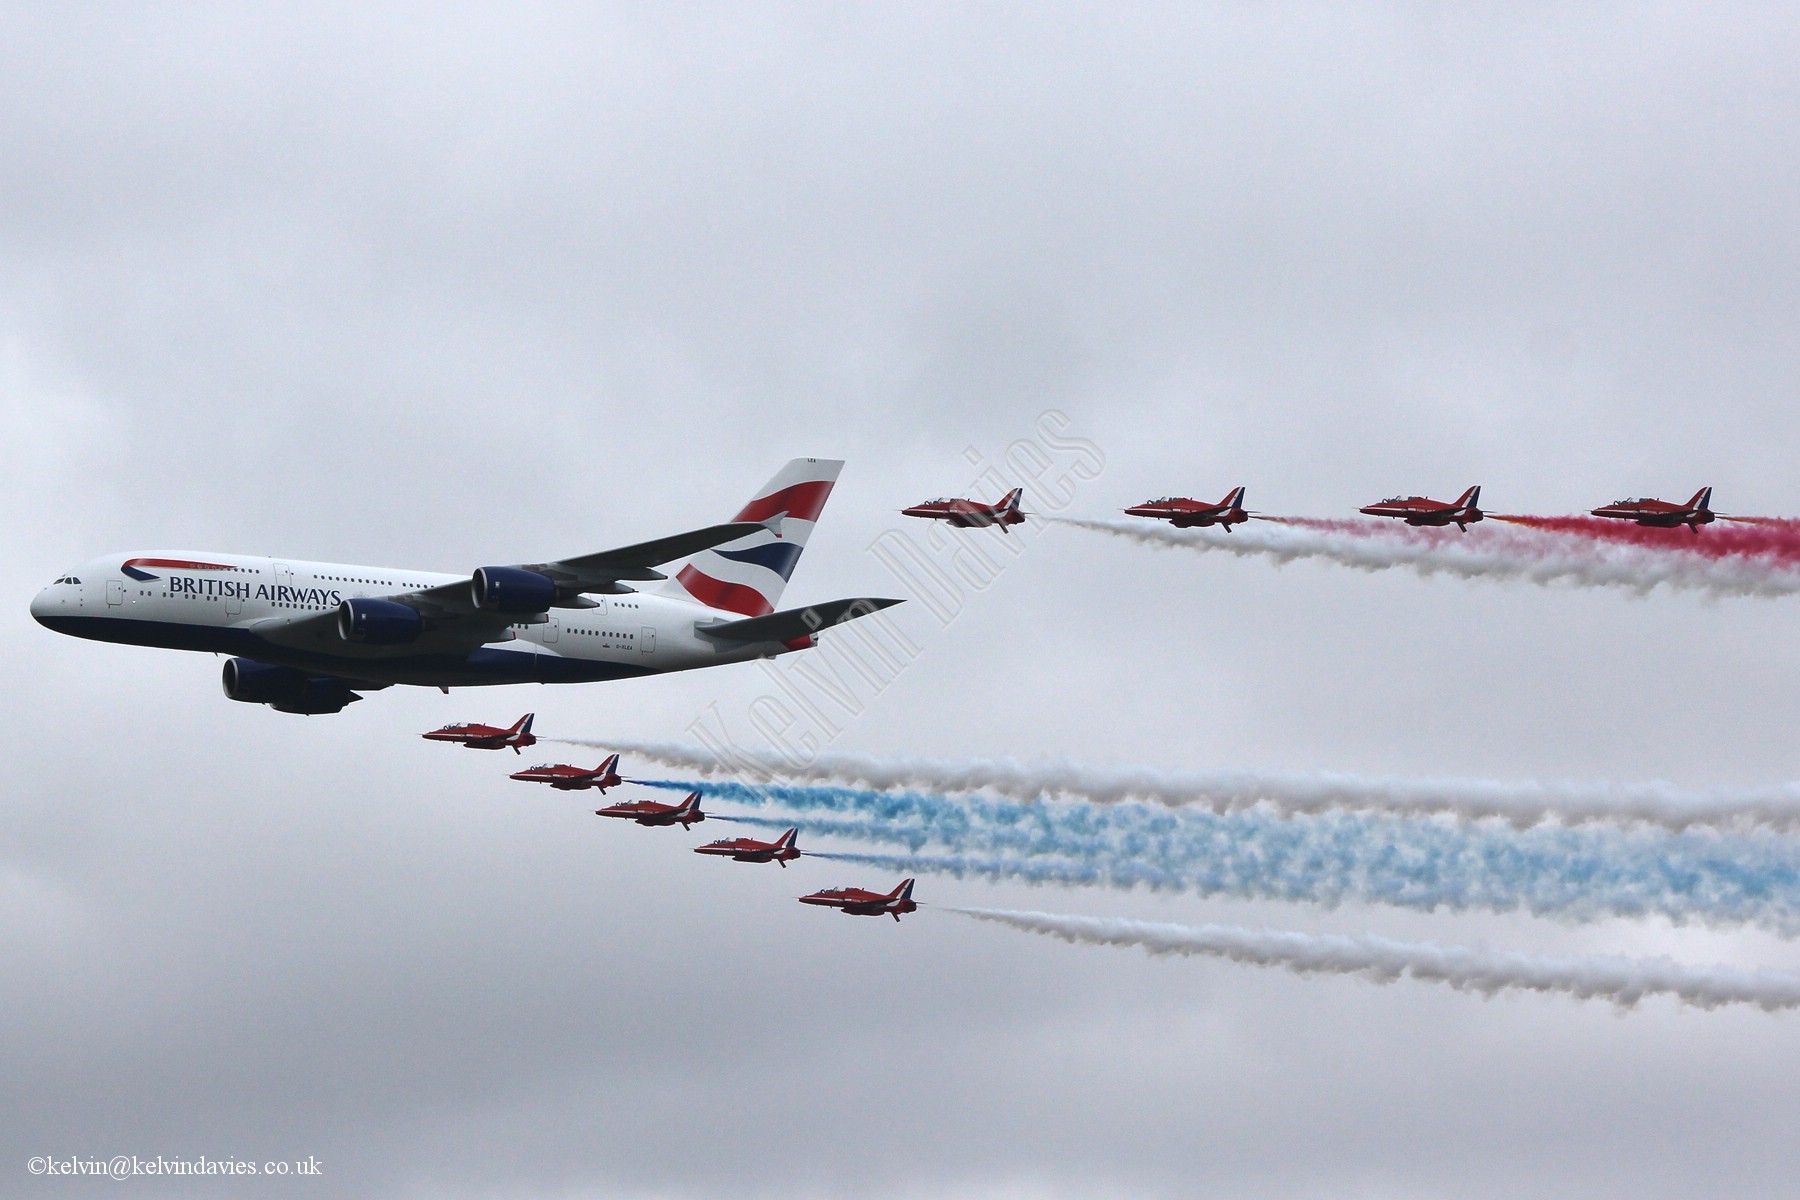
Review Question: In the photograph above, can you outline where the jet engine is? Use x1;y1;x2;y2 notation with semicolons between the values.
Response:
222;658;361;715
336;597;423;645
471;566;557;614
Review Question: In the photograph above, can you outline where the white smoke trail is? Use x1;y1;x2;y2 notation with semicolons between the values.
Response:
1050;515;1800;599
573;739;1800;832
947;907;1800;1010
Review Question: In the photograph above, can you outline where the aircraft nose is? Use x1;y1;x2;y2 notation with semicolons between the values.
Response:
30;583;68;628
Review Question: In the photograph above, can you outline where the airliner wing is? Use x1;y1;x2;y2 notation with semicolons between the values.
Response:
241;606;516;655
407;518;775;616
247;519;776;654
531;519;778;583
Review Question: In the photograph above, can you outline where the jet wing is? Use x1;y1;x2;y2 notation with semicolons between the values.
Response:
528;520;780;584
699;597;903;644
245;519;777;656
407;518;777;617
240;607;518;657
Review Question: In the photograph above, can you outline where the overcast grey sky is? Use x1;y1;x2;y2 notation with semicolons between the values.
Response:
7;4;1800;1197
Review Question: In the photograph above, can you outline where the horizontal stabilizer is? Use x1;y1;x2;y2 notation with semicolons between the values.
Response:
700;597;903;643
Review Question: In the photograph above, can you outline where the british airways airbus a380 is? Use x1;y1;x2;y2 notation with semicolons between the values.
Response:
32;459;900;714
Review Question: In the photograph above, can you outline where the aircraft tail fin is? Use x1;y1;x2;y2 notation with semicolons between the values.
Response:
1224;486;1246;509
657;459;843;616
892;878;916;901
1456;485;1481;511
778;828;799;849
1690;486;1713;512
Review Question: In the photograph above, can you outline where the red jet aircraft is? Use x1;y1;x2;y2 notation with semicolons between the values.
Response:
1123;486;1250;530
1359;486;1484;531
595;791;705;828
1590;487;1715;532
694;828;802;866
901;488;1026;532
421;712;536;753
798;878;918;921
509;754;624;792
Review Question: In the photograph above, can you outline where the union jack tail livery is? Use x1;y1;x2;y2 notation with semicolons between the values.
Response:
658;459;842;617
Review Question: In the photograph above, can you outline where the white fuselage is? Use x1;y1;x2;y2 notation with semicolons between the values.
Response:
31;550;777;690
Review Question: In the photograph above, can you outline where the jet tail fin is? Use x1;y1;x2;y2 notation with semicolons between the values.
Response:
1224;486;1246;509
1456;485;1481;511
1690;486;1713;512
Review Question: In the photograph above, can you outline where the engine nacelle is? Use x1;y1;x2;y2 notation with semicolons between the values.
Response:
337;597;423;645
221;658;361;715
471;566;556;614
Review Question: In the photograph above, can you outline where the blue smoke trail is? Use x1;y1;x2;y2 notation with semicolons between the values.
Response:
640;778;1800;933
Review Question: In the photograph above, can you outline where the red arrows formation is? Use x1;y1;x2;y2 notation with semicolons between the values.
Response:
416;480;1739;927
909;483;1724;535
424;727;915;919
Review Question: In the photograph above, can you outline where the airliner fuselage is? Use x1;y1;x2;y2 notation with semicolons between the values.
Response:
31;551;767;688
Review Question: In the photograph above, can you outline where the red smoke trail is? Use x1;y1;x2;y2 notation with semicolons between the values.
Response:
1053;514;1800;597
1494;515;1800;565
